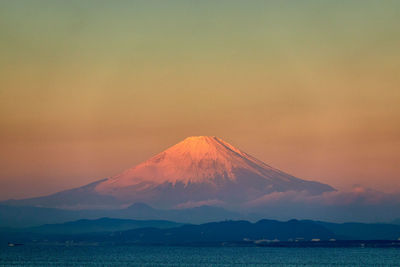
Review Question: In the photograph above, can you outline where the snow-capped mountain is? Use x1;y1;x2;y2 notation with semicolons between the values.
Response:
4;136;334;209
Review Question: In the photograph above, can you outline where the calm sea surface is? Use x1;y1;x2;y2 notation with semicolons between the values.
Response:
1;245;399;266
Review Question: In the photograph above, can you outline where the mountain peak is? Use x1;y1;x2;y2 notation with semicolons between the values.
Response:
178;136;223;151
96;136;252;189
167;136;245;161
179;136;231;150
183;135;217;141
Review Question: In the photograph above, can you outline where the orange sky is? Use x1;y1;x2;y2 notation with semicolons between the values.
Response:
0;1;399;200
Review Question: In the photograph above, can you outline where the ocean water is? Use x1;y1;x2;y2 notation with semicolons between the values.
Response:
1;245;399;266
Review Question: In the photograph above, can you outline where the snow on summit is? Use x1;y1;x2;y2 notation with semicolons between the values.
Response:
97;136;269;189
95;136;335;200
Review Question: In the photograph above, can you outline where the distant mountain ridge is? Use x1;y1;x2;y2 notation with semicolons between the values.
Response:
0;203;242;228
3;218;400;245
114;219;335;244
25;217;181;235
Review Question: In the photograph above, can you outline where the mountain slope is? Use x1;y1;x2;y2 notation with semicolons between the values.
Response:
2;179;120;210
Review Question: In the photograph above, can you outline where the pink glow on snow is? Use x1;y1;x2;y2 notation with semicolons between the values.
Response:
95;136;280;193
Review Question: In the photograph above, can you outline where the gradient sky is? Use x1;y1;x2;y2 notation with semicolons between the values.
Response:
1;0;399;200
